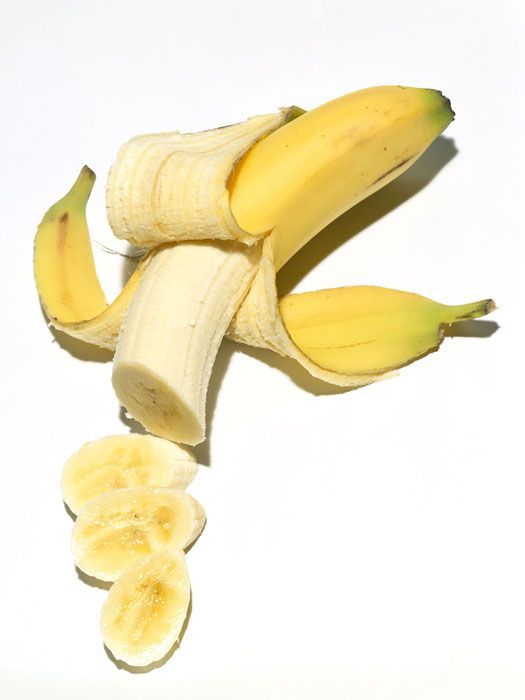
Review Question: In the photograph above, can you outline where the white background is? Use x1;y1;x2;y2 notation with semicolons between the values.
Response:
1;1;524;698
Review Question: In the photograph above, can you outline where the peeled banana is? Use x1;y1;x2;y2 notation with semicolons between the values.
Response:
33;85;497;669
33;86;495;447
72;486;205;581
61;434;197;515
101;550;191;666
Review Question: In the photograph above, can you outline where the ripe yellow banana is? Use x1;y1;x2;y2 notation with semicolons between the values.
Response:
72;486;205;581
61;434;197;515
101;550;191;666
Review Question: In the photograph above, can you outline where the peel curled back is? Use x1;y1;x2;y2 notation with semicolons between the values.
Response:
33;166;152;349
35;87;494;446
227;86;466;385
34;110;299;351
106;108;304;248
279;286;495;375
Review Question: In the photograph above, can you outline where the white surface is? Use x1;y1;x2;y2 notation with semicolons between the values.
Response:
1;0;524;697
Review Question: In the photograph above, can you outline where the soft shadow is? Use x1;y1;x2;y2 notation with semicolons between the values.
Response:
118;242;143;287
76;566;112;591
105;595;193;673
277;136;458;295
229;340;353;396
43;310;113;363
444;320;499;338
192;342;236;466
118;406;148;435
63;501;77;521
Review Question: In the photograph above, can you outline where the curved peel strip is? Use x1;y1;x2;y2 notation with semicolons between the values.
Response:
228;238;390;386
101;550;190;667
228;242;494;382
33;165;152;350
279;286;495;375
106;109;299;248
61;434;197;515
72;487;205;581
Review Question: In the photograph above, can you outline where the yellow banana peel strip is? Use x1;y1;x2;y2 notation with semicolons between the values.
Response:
227;237;387;386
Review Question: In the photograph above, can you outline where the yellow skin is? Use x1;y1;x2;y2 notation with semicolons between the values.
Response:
33;86;494;376
280;287;494;375
229;86;454;269
34;166;151;348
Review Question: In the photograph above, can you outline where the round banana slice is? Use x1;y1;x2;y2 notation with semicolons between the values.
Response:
72;487;205;581
101;550;190;667
61;434;198;515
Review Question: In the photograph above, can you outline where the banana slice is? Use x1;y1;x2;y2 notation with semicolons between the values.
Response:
72;487;205;581
61;434;198;515
101;550;190;667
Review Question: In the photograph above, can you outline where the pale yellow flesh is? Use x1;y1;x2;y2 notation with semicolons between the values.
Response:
72;487;204;582
229;86;454;270
101;550;190;667
61;434;197;515
280;286;495;375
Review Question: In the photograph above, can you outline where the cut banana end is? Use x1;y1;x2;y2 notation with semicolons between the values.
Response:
101;550;190;667
72;487;205;581
112;240;260;445
61;434;198;515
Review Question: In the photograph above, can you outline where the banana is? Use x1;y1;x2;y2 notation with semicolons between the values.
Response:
33;87;493;445
33;166;152;349
101;550;190;667
61;434;197;515
72;487;205;581
111;86;464;440
279;287;495;374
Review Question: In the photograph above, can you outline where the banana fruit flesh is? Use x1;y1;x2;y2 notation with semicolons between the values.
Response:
101;550;191;667
112;240;260;445
72;486;205;581
280;287;495;374
61;434;197;515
